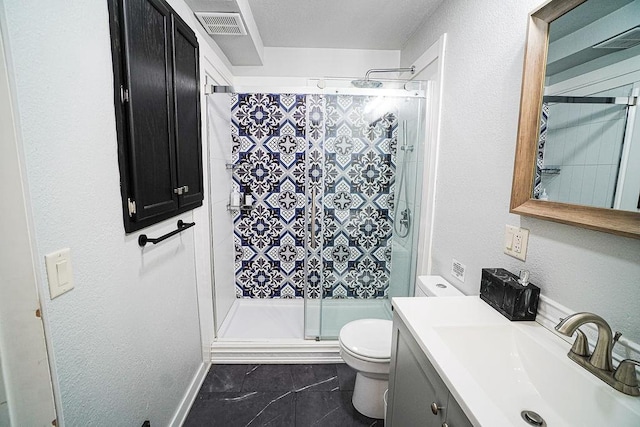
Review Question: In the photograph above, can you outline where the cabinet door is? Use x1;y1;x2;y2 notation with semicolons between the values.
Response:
172;16;203;210
388;318;449;426
122;0;178;221
446;394;474;427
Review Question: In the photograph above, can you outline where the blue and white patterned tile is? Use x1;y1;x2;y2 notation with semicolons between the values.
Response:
237;258;284;298
232;94;308;298
306;95;325;143
233;93;285;142
345;258;388;298
304;95;325;300
231;93;397;299
320;94;397;298
235;148;283;197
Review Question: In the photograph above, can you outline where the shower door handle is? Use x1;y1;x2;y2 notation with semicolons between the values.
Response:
310;190;317;249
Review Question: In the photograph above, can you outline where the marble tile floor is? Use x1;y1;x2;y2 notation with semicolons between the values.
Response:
184;363;385;427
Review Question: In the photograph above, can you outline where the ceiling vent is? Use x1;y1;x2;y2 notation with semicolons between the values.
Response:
593;26;640;49
195;12;247;36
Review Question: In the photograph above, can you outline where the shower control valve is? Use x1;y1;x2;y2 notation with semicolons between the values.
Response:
399;209;411;226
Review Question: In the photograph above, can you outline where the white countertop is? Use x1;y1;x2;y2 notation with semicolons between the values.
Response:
391;296;640;427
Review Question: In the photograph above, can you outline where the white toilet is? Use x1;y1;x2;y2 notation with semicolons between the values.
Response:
338;275;462;419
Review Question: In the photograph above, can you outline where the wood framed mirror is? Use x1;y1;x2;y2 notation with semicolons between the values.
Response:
511;0;640;239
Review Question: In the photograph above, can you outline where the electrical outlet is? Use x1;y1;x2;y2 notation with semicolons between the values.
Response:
514;233;523;252
451;259;466;282
504;225;529;261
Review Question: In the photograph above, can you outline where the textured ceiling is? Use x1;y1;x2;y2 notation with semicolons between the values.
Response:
247;0;443;50
184;0;443;65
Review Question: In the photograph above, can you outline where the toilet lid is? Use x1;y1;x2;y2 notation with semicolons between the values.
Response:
339;319;392;360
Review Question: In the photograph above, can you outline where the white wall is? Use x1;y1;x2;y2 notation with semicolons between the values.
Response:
0;20;57;425
1;0;229;424
233;47;400;87
401;0;640;343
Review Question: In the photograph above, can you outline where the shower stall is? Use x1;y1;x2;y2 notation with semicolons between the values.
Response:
205;78;428;348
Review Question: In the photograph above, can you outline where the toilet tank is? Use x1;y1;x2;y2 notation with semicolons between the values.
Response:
415;275;463;297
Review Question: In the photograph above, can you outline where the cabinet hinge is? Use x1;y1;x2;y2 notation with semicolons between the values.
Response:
120;85;129;103
127;198;136;217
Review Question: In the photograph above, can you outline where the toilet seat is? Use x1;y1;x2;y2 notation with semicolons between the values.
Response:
339;319;392;361
340;344;390;364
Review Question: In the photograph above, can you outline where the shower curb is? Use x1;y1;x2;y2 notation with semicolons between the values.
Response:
210;340;343;364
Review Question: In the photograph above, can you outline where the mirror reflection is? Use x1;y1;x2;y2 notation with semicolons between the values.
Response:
534;0;640;212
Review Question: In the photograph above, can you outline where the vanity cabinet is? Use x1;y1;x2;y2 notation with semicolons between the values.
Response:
387;313;473;427
107;0;203;232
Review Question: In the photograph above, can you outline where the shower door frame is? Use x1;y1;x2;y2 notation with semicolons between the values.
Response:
203;82;435;343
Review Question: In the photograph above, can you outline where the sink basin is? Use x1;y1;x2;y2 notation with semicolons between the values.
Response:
433;323;640;426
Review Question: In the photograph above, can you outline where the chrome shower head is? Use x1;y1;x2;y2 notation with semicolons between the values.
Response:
351;79;383;88
351;66;416;89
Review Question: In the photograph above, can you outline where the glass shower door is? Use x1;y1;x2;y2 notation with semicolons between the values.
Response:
304;83;428;340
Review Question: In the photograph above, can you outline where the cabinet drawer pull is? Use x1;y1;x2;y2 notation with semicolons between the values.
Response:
431;402;444;415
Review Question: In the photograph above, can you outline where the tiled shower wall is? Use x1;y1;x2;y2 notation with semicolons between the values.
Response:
231;93;397;299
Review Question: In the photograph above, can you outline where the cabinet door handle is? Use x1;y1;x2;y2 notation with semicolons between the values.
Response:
431;402;444;415
174;186;189;195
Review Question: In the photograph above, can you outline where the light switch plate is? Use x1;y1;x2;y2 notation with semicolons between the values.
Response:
45;248;74;299
504;225;529;261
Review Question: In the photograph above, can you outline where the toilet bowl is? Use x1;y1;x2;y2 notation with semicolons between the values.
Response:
339;318;392;419
338;275;462;419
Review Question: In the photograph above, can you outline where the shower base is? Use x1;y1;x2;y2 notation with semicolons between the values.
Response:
218;299;304;340
211;298;391;363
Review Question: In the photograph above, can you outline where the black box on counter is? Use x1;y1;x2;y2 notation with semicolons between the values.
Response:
480;268;540;321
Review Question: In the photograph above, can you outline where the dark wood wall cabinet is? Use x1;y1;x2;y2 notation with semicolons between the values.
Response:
108;0;203;233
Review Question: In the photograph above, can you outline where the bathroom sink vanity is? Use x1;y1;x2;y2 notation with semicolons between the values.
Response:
387;312;472;426
386;296;640;426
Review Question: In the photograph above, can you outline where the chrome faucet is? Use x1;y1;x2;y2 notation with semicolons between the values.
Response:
555;312;614;371
555;312;639;396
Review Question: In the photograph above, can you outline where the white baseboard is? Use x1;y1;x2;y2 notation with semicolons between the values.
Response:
536;295;640;362
211;339;342;364
169;362;210;427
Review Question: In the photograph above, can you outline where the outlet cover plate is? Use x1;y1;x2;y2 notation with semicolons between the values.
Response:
504;225;529;261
